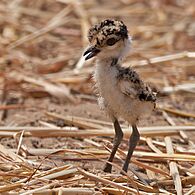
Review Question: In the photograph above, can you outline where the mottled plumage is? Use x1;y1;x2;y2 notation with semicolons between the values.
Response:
117;66;156;102
88;19;128;47
84;19;156;173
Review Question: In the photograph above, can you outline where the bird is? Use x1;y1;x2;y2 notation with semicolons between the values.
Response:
83;19;156;173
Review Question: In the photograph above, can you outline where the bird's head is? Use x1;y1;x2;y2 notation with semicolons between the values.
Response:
83;19;131;61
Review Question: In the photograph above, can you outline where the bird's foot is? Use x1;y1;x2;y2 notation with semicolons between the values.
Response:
120;164;128;174
103;163;112;173
120;170;127;175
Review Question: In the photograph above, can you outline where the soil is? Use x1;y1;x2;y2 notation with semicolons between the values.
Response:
1;93;195;150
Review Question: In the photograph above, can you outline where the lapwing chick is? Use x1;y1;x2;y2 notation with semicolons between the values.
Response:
83;19;156;173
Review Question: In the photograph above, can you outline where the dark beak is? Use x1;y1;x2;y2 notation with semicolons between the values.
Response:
83;46;100;60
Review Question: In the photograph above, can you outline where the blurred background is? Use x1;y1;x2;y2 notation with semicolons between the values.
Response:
0;0;194;125
0;0;195;194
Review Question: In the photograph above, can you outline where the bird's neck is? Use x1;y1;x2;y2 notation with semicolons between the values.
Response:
96;57;121;68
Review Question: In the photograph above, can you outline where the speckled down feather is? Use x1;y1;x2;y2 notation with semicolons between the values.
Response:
87;19;156;124
88;19;128;47
117;66;156;102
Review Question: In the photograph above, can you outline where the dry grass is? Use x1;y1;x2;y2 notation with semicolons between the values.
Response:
0;0;195;194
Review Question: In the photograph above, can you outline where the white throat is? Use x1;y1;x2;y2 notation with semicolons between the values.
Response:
118;36;131;61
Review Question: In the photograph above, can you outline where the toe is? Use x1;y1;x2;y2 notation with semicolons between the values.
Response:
103;163;112;173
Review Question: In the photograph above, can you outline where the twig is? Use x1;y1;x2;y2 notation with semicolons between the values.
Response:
8;148;195;162
162;83;195;94
78;168;138;194
20;182;59;195
15;130;25;155
130;51;195;66
0;183;23;193
146;137;163;154
0;126;195;138
7;6;72;49
46;112;104;129
165;137;183;195
159;106;195;119
0;104;25;110
9;72;76;103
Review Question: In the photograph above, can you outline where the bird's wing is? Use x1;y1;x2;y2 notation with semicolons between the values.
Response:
119;80;138;99
117;67;156;102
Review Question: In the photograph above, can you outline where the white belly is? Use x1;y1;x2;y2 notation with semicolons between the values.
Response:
94;63;154;124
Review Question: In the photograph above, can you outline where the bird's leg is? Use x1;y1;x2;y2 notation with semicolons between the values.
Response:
104;119;123;173
122;125;140;172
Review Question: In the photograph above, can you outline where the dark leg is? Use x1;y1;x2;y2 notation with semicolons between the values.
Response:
122;125;140;172
104;119;123;173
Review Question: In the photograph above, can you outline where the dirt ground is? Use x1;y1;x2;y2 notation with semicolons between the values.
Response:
1;91;195;161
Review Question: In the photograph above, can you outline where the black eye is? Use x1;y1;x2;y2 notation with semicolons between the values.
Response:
106;38;117;46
